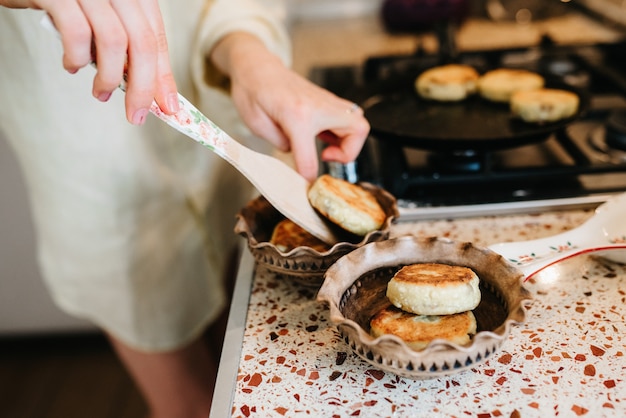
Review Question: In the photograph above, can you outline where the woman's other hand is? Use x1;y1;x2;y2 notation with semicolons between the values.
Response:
1;0;179;124
210;32;370;182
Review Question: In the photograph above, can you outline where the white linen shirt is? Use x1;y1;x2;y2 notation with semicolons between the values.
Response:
0;0;290;351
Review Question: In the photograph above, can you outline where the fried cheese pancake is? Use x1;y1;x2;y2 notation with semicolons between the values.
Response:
270;218;330;252
478;68;545;103
370;305;477;351
307;174;386;236
511;88;579;123
386;263;481;316
415;64;480;102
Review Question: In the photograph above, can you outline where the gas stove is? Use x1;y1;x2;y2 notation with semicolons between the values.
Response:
312;39;626;220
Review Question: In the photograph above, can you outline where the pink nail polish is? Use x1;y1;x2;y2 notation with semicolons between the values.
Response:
132;108;149;125
97;92;112;102
167;93;180;113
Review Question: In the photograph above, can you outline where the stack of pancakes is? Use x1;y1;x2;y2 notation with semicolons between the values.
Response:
370;263;481;350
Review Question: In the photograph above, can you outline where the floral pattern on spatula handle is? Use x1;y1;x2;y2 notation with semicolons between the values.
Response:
150;98;229;156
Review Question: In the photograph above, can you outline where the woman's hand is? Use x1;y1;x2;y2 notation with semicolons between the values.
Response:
1;0;179;124
210;32;370;182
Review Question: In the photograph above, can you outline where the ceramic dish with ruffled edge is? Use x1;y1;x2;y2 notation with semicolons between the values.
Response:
317;235;532;379
234;182;398;287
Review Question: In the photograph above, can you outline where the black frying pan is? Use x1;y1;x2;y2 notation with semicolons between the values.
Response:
358;75;589;152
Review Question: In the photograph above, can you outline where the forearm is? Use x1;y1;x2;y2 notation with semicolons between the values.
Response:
191;0;290;94
210;31;283;85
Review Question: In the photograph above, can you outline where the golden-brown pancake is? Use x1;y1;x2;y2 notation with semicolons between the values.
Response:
510;88;579;123
478;68;545;103
386;263;481;315
270;218;330;252
307;174;386;236
415;64;480;102
370;305;477;351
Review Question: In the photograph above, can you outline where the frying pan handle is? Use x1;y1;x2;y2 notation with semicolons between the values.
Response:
326;161;358;183
434;20;458;63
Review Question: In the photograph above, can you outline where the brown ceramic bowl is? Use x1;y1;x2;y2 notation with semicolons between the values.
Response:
317;235;531;379
234;182;398;287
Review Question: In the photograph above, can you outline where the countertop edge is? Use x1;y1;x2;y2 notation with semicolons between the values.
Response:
209;248;255;418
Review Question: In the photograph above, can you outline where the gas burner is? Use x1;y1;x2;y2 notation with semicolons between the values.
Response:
588;125;626;164
606;109;626;151
588;112;626;164
426;149;487;173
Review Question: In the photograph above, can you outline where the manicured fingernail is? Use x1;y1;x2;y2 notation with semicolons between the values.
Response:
67;68;78;74
167;93;179;113
132;108;149;125
97;92;112;102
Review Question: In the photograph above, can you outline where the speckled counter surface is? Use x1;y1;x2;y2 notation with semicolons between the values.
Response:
210;209;626;418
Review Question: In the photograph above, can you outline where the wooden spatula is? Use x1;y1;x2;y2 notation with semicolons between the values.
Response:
149;97;339;244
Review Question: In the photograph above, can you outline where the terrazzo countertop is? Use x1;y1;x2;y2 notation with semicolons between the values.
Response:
210;209;626;417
